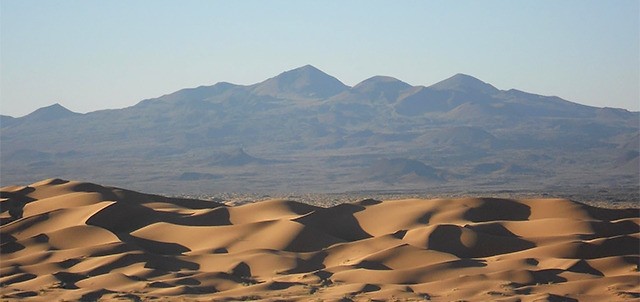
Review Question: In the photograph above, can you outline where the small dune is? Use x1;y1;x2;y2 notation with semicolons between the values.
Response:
1;178;638;301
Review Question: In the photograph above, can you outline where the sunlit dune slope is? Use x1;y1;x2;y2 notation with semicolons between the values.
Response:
1;178;638;301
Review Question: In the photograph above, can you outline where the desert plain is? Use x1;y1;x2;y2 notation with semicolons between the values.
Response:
0;178;638;301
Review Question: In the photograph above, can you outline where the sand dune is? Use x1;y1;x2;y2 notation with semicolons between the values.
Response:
1;179;638;301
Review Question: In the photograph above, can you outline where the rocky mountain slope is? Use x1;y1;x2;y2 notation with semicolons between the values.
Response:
1;65;638;194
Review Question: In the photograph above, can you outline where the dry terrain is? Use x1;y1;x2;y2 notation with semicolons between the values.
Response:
1;179;639;301
3;66;638;195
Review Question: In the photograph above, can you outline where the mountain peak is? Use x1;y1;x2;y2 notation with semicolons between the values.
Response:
252;65;349;99
43;103;67;110
23;103;78;121
352;76;413;101
429;73;498;94
355;76;411;88
297;64;322;72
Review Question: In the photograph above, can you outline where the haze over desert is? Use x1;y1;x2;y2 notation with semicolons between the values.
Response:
1;179;638;301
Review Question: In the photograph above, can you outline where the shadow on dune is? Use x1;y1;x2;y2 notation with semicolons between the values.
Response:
267;281;302;290
360;283;382;293
463;198;531;222
125;234;191;255
566;259;604;276
7;291;38;298
69;181;222;210
0;187;36;224
0;273;37;286
0;233;24;253
83;253;199;276
356;260;392;270
579;202;640;221
69;182;120;200
172;206;231;226
284;231;344;253
426;224;536;258
529;269;569;284
2;233;50;253
202;262;258;285
40;178;69;185
52;272;85;289
586;219;640;239
79;289;114;302
175;277;201;286
85;202;159;233
575;235;640;259
284;253;330;274
230;262;252;278
445;258;488;269
84;189;231;229
294;203;372;241
281;199;322;215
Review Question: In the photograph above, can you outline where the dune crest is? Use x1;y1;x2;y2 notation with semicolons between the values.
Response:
1;179;639;301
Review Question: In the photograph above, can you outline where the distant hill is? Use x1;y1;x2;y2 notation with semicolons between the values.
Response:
1;65;637;194
251;65;349;99
4;103;79;127
351;76;413;103
26;103;79;120
0;115;17;127
430;73;499;93
206;148;274;166
176;172;223;181
367;158;449;183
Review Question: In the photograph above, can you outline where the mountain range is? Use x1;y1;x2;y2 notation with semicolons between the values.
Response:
1;65;638;195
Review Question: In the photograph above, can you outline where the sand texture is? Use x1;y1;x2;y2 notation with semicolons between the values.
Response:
1;179;639;301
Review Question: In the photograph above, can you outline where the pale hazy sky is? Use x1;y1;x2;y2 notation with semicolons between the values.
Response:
1;0;638;117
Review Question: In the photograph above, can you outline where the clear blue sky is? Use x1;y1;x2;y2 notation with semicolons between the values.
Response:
1;0;638;117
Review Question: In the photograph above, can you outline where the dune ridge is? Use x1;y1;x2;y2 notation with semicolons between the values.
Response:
1;178;638;301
